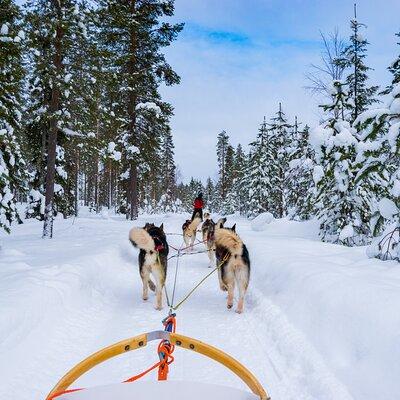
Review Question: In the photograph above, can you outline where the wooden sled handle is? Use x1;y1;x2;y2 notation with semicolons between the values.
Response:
46;330;270;400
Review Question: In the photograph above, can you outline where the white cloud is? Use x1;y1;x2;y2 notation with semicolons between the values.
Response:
162;0;400;182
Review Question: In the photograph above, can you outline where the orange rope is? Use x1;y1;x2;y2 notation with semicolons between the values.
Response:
49;315;177;399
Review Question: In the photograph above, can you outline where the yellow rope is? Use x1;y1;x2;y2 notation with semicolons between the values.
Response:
172;252;229;311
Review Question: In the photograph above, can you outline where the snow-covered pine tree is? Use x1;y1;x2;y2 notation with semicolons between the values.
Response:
310;80;370;245
216;130;230;202
186;178;204;212
24;0;91;237
225;144;247;215
204;177;216;213
159;124;176;204
355;38;400;259
0;0;28;233
339;4;379;123
382;31;400;95
243;117;271;217
97;0;183;220
66;3;105;215
286;118;315;220
266;103;292;217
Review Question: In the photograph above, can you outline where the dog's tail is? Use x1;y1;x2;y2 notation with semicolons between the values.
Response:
215;228;243;255
129;228;155;251
189;216;202;231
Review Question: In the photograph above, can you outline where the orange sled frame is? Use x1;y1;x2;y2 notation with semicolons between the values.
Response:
46;330;269;400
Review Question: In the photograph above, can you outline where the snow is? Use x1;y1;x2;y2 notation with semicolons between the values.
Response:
1;23;9;35
108;142;116;152
63;127;84;137
136;102;162;115
312;165;324;185
378;197;398;220
250;212;274;231
339;224;354;241
0;213;399;400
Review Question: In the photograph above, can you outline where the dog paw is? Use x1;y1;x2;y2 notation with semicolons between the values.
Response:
154;305;163;311
235;309;243;314
142;296;148;301
227;304;233;309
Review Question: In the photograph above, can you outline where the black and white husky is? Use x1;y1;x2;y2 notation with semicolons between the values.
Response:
129;223;169;310
182;212;202;251
202;213;227;267
215;224;250;314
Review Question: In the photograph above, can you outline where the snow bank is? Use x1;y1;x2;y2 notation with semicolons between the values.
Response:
250;212;274;231
244;217;400;400
1;214;399;400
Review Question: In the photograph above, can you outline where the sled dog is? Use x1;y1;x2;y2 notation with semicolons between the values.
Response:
202;214;227;267
182;212;202;251
215;224;250;313
129;223;169;310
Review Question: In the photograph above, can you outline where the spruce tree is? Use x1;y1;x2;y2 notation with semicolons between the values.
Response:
286;119;315;219
0;0;27;233
266;103;292;217
159;125;176;202
382;31;400;94
216;130;230;201
244;117;271;217
204;177;216;212
24;0;91;237
311;80;369;245
339;5;379;123
227;144;247;215
97;0;183;220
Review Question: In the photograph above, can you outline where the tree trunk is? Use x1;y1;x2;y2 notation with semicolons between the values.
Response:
43;6;63;238
128;0;138;220
74;150;79;217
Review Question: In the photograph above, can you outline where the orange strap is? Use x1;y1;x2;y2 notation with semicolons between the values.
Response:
47;388;83;400
49;316;177;399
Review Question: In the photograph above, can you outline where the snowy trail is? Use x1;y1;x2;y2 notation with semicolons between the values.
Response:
0;213;360;399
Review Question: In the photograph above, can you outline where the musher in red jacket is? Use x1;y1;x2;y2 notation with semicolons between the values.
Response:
191;192;204;221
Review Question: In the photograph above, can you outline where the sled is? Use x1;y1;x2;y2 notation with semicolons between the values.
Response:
46;329;269;400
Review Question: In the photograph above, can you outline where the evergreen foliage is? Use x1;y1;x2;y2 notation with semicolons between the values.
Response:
0;0;27;232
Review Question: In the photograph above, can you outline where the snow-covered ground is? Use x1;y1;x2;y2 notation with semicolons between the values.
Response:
0;211;399;400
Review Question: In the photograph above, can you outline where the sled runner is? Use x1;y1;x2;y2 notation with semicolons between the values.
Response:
46;315;269;400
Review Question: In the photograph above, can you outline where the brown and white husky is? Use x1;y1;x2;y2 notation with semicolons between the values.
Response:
182;211;202;251
129;223;169;310
215;224;250;314
202;213;227;267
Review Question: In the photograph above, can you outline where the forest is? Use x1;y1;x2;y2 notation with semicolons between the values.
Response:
1;0;399;260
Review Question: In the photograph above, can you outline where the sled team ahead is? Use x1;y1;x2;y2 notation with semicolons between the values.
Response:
129;193;250;314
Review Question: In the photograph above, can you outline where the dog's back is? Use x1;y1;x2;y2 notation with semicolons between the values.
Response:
129;223;168;310
215;226;250;313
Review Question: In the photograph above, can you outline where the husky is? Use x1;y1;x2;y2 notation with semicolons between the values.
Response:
215;224;250;314
129;223;169;310
202;213;227;267
182;211;202;251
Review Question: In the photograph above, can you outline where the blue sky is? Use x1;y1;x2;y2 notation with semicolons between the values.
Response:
160;0;400;182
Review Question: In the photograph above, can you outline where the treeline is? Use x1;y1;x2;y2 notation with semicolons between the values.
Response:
180;11;400;260
0;0;182;237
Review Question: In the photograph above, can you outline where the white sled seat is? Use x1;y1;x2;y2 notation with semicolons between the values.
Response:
57;381;259;400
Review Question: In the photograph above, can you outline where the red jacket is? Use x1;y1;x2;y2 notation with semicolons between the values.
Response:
194;198;204;209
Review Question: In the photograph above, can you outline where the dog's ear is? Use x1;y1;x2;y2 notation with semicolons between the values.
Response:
231;223;236;232
159;223;164;231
